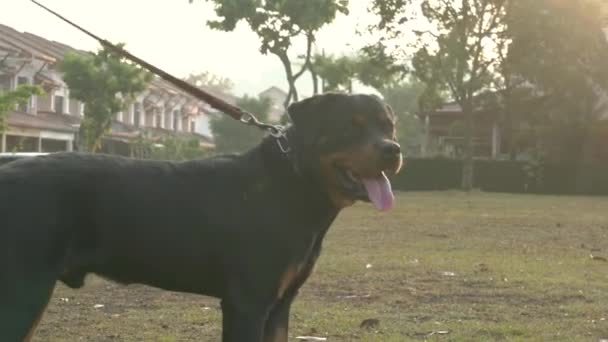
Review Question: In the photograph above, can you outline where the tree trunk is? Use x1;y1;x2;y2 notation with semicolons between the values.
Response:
76;123;87;152
311;68;319;95
275;51;298;108
502;82;517;160
504;111;516;160
461;99;474;191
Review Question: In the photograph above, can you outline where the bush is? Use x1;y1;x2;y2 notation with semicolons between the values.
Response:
392;158;608;195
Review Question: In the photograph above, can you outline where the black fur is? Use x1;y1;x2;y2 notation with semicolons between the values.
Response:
0;93;398;341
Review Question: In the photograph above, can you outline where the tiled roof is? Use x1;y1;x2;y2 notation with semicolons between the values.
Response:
7;110;78;133
0;23;87;63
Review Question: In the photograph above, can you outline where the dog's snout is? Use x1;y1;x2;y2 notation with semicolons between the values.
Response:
381;141;401;159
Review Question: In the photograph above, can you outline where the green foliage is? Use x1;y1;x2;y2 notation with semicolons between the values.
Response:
0;85;43;133
313;44;405;93
60;45;152;152
150;137;210;161
210;95;272;153
313;54;358;92
194;0;348;105
506;0;608;163
369;0;516;189
132;135;211;161
378;79;426;152
370;0;608;166
356;43;406;90
183;71;234;94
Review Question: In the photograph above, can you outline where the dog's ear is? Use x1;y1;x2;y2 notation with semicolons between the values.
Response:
287;96;321;129
287;96;323;148
287;93;345;129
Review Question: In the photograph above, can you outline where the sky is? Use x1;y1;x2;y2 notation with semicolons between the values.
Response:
1;0;378;97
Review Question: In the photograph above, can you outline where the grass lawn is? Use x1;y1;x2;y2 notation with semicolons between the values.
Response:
35;192;608;341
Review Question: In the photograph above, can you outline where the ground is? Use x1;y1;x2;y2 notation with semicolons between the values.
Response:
34;192;608;341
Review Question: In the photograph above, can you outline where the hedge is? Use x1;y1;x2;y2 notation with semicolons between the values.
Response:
393;158;608;195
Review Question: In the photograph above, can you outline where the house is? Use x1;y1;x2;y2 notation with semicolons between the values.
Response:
259;86;287;123
193;84;239;138
422;8;608;160
419;101;503;159
0;23;215;155
0;23;83;153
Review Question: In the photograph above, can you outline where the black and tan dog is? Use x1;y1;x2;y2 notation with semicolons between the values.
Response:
0;92;402;341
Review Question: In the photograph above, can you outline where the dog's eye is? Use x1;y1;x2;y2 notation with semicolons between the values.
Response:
345;121;366;137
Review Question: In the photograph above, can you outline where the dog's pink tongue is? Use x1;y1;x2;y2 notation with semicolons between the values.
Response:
361;172;394;212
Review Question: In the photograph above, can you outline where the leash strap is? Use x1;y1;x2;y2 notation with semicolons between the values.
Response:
29;0;286;138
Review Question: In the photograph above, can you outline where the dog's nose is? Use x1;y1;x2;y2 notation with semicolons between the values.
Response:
381;141;401;159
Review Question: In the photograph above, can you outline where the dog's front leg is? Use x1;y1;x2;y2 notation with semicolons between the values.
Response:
263;293;296;342
221;299;269;342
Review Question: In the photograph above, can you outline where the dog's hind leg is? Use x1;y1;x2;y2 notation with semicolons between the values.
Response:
0;272;56;341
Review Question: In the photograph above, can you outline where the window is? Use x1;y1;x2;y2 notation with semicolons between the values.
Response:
54;96;64;114
155;114;162;128
133;103;141;127
0;76;10;91
173;110;179;131
68;99;80;116
165;109;172;130
190;120;196;133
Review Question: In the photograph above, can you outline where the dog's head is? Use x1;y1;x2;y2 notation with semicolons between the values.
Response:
287;93;403;211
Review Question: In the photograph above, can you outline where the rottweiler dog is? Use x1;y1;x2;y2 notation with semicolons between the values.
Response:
0;92;402;342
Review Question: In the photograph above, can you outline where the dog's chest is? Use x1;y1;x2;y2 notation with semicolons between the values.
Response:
276;232;324;300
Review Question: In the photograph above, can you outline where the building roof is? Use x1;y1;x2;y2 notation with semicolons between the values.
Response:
259;86;287;98
7;110;78;133
0;23;88;63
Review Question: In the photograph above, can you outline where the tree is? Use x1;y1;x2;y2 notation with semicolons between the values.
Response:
192;0;348;107
183;71;234;94
313;54;358;92
313;44;405;93
210;95;272;153
506;0;608;164
131;135;211;161
371;0;508;191
379;79;427;153
0;85;43;134
60;46;152;152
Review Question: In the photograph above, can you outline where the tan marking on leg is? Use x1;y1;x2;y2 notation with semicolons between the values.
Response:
277;264;303;300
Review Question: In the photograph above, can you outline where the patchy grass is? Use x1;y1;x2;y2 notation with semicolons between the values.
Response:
35;192;608;341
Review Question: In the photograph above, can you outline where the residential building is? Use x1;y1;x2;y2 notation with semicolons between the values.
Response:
419;101;503;159
0;23;215;155
259;86;287;123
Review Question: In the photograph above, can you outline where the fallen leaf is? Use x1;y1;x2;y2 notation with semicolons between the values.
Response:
427;330;451;336
360;318;380;329
338;293;372;299
295;336;327;341
94;304;105;309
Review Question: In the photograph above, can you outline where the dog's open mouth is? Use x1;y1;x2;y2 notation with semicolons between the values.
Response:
336;166;395;211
